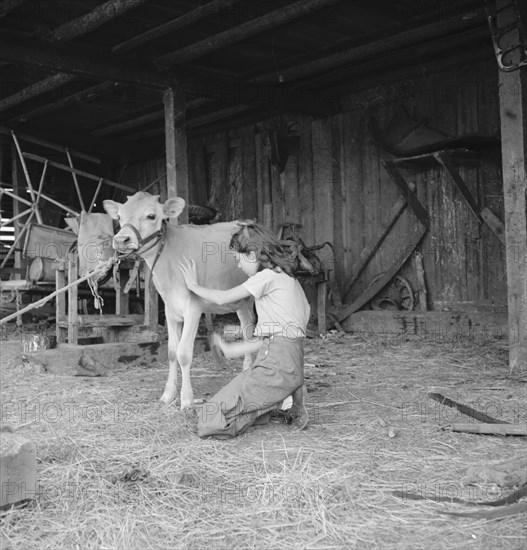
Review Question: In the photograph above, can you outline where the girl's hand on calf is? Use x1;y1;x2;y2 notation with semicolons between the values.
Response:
180;258;198;290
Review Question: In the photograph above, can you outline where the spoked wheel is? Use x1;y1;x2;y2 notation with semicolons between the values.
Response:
368;274;414;311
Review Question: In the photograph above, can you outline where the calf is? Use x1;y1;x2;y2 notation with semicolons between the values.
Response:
104;192;255;409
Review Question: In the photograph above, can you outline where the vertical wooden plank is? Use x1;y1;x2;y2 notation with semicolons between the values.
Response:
254;132;265;224
188;140;208;205
317;280;327;335
331;114;344;292
496;0;527;371
418;69;460;309
163;85;188;224
478;60;507;305
283;135;300;226
216;135;230;220
360;112;380;289
456;64;481;304
298;116;314;245
269;123;286;232
340;107;364;302
228;141;243;220
255;131;272;228
312;118;333;246
241;128;258;220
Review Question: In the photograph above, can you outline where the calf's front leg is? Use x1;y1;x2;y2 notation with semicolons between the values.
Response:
160;316;183;405
177;308;202;410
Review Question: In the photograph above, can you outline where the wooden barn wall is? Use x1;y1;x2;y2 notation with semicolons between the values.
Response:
121;58;506;311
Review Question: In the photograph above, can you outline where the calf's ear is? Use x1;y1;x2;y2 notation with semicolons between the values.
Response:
103;200;121;220
163;197;186;219
64;216;80;235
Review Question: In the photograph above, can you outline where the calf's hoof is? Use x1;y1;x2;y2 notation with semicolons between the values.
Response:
180;397;195;411
159;393;177;405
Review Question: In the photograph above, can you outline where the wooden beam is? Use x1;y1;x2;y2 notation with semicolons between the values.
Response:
334;224;427;323
0;34;171;89
0;0;24;18
0;73;75;112
89;98;210;138
481;207;505;245
91;109;163;137
0;35;336;116
496;0;527;372
113;0;240;54
164;85;189;223
342;182;416;302
326;32;491;98
434;151;484;224
180;72;337;117
6;82;117;124
382;160;430;227
188;107;275;138
156;0;342;67
47;0;147;42
2;0;146;112
253;9;486;84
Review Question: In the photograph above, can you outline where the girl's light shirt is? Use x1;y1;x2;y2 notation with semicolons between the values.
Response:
242;268;310;338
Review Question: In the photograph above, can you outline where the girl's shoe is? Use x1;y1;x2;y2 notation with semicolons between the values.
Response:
288;405;309;430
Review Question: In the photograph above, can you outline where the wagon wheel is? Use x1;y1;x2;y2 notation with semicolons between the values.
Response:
368;274;414;311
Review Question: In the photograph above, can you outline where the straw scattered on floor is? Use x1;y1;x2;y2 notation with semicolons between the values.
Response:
1;331;526;550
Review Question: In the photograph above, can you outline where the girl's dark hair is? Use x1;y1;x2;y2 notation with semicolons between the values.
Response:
229;221;297;276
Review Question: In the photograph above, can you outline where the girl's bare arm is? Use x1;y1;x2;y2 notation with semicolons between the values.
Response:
180;258;251;305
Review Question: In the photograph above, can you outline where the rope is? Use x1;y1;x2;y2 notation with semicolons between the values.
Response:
0;258;116;325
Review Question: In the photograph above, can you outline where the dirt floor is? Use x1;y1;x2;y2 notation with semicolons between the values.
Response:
0;329;526;550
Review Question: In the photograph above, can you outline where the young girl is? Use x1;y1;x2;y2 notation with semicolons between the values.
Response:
180;221;310;439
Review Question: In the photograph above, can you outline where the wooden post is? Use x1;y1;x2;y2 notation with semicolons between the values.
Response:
496;0;527;372
67;253;78;345
317;280;327;336
144;264;158;331
56;259;67;343
163;85;188;224
115;267;129;316
10;143;22;276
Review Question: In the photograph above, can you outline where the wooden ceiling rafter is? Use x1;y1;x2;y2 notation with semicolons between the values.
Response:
39;0;147;42
5;82;119;125
0;72;75;112
250;8;487;85
0;33;172;88
87;97;211;138
0;0;25;18
298;24;490;94
0;33;338;117
1;0;342;130
156;0;343;68
0;0;492;148
0;0;148;113
112;0;241;54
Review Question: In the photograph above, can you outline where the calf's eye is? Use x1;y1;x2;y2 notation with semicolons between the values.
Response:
147;214;156;220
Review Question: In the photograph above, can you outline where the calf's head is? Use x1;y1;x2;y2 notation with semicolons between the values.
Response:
103;192;185;254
